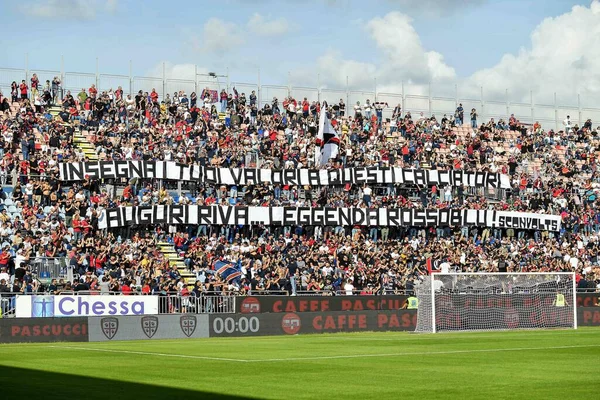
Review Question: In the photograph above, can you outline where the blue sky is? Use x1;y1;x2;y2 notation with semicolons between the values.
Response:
1;0;600;105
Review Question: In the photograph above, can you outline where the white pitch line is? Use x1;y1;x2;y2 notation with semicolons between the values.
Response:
48;346;248;363
47;344;600;364
248;344;600;362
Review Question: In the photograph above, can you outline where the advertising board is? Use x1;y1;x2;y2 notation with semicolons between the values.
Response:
15;295;159;318
236;295;408;314
88;314;210;342
0;317;88;343
209;310;418;337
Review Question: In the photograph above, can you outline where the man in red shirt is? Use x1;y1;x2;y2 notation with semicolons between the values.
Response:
19;80;28;101
88;84;97;99
150;88;159;103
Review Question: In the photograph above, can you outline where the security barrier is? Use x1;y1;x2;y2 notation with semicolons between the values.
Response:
0;317;88;343
209;310;418;337
88;315;209;342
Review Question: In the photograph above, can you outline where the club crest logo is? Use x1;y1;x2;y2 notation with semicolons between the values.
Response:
141;316;159;338
180;315;197;338
101;317;119;340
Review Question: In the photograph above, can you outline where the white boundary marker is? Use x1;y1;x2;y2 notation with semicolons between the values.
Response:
49;344;600;363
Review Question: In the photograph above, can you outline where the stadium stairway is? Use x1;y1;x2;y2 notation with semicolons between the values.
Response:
157;242;196;288
46;105;99;161
73;128;98;161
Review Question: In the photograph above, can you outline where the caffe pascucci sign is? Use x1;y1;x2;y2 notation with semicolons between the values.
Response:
59;161;511;189
98;205;561;231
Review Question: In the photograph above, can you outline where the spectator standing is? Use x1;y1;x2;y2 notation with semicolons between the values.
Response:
30;73;39;100
51;76;61;103
471;108;477;128
19;80;28;101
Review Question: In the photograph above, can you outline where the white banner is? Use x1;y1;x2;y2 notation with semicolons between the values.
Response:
98;206;561;231
59;161;511;189
16;295;159;318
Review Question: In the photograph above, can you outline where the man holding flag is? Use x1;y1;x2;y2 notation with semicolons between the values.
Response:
315;102;340;166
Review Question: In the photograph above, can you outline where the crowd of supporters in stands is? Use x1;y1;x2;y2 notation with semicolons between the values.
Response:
0;77;599;306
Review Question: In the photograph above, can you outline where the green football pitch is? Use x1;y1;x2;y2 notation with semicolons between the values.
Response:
1;328;599;400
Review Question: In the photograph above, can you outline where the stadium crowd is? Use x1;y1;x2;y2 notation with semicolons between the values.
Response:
0;79;599;307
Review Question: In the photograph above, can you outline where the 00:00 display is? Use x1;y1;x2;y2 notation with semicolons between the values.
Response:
212;316;261;334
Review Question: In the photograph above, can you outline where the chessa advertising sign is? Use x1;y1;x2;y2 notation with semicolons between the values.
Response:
209;310;418;337
15;295;159;318
0;318;88;343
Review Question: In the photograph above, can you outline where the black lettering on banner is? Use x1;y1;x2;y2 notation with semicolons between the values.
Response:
388;208;400;226
401;209;413;226
198;206;213;225
145;160;157;178
425;209;438;226
352;208;366;225
475;172;487;188
204;167;219;184
128;161;143;179
67;163;84;181
413;210;425;226
152;206;168;225
324;209;337;226
217;206;232;225
414;169;426;186
235;207;248;225
339;208;351;226
498;216;506;227
451;209;463;226
438;209;450;226
171;205;187;225
283;207;296;225
341;168;353;184
453;171;463;187
98;162;116;180
327;169;340;185
284;170;297;186
137;206;154;224
113;161;129;178
244;169;257;185
438;170;450;186
229;168;243;186
308;170;320;186
298;207;311;225
487;173;497;188
271;170;283;185
366;167;379;183
106;209;122;229
194;166;205;183
354;168;367;184
312;208;324;226
401;169;413;185
366;208;379;226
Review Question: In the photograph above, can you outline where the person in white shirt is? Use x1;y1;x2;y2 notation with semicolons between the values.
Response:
343;279;355;296
563;115;571;133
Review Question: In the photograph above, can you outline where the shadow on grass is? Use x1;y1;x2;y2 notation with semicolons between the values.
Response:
0;365;261;400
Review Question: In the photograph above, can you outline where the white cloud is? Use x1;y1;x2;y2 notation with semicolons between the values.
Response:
307;1;600;106
466;0;600;102
200;18;245;53
312;11;455;90
19;0;116;19
247;13;290;36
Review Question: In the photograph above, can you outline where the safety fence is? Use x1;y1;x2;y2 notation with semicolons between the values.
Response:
2;63;599;132
0;293;598;343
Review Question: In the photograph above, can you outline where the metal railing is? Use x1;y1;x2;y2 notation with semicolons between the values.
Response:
2;61;600;132
29;257;69;280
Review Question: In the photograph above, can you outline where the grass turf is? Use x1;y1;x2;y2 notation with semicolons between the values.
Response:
0;328;599;400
